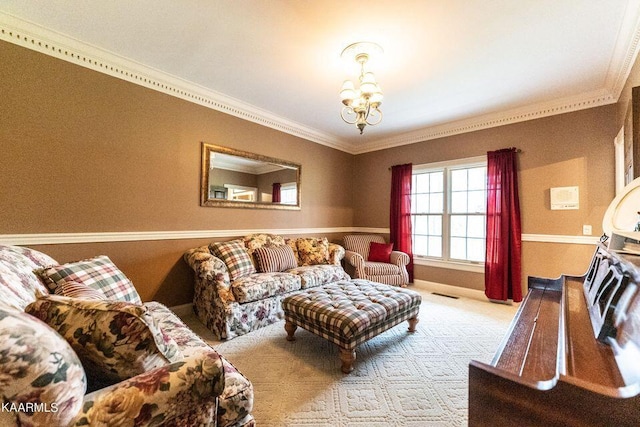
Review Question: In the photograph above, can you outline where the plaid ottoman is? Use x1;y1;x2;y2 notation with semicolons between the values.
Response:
282;279;421;373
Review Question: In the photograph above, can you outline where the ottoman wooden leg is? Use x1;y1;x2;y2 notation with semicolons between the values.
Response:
407;316;419;333
285;320;297;341
339;348;356;374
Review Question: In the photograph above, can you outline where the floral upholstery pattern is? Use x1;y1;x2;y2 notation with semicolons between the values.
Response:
231;272;301;303
0;305;86;427
0;244;255;427
70;350;226;427
145;301;255;426
26;294;183;385
243;233;286;262
296;237;330;266
0;244;56;311
288;264;350;289
37;255;143;304
184;235;349;340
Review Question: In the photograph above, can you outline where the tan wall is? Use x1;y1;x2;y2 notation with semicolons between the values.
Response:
0;41;354;305
0;37;624;305
352;106;617;294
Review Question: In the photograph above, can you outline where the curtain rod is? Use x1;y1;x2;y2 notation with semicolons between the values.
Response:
388;148;523;170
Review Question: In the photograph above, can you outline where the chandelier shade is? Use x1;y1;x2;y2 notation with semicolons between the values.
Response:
339;42;384;135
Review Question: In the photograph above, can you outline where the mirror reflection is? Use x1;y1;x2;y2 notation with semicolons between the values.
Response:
201;143;301;210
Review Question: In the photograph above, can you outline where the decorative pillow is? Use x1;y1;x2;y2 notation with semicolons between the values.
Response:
296;237;330;266
37;255;142;304
209;239;256;281
0;306;86;426
25;294;183;386
254;245;298;273
285;238;300;264
368;242;394;263
54;281;108;300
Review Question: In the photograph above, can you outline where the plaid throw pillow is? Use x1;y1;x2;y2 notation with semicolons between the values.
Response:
254;245;298;273
37;255;142;304
209;239;256;281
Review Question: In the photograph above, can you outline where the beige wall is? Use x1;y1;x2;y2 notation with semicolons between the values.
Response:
352;106;617;293
0;37;627;305
0;41;354;305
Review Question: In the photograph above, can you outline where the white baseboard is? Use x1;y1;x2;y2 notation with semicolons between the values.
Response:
170;303;193;318
412;279;488;302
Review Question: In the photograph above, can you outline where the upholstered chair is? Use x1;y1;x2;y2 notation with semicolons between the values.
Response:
342;234;410;287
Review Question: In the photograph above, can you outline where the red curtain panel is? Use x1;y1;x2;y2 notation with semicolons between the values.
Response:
272;182;281;203
390;163;414;282
485;148;522;302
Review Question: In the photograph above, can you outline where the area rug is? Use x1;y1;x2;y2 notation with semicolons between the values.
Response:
182;288;517;426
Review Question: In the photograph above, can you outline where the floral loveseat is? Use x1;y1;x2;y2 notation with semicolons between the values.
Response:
184;234;350;340
0;244;254;427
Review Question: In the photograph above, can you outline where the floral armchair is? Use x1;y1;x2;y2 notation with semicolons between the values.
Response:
0;244;254;427
342;234;410;287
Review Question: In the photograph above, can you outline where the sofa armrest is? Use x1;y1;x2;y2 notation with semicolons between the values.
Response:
72;350;225;427
328;243;346;265
184;246;236;304
390;251;410;267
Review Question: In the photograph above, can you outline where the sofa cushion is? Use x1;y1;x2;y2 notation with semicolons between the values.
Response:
0;305;86;426
287;264;351;289
25;295;183;386
37;255;142;304
209;239;256;281
231;272;301;304
364;261;401;276
254;245;298;273
296;237;330;266
368;242;393;263
0;244;57;310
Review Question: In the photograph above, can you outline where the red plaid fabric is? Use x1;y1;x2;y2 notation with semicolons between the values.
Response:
282;279;421;350
209;239;256;280
38;255;142;304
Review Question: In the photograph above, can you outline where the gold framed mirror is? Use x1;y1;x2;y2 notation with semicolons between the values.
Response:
200;142;301;210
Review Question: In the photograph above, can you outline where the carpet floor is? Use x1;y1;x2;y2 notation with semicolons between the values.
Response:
181;288;518;426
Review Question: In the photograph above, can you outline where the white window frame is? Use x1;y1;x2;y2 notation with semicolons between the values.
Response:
411;155;487;273
279;182;297;205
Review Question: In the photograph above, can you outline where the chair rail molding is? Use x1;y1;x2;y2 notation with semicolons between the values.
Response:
0;230;599;246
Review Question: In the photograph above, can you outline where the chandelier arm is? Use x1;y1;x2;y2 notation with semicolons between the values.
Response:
340;106;358;124
365;107;383;126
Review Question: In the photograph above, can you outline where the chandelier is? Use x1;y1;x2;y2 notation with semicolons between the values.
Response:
339;42;384;135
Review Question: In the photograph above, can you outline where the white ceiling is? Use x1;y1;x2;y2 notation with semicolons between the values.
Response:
2;1;640;154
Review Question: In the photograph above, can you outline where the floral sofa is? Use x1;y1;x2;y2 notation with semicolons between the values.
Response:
0;244;254;427
184;234;350;340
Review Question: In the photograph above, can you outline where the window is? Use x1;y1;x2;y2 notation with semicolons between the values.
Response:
411;157;487;266
280;182;297;205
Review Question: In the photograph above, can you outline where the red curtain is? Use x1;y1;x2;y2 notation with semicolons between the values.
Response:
272;183;281;203
390;163;414;282
485;148;522;302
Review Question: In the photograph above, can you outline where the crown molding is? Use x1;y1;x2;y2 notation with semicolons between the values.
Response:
2;8;640;157
0;12;350;153
351;89;617;154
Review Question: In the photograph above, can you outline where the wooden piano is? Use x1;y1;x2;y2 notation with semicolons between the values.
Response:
469;241;640;426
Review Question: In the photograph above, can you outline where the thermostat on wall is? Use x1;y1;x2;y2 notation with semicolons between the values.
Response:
550;186;579;210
